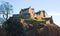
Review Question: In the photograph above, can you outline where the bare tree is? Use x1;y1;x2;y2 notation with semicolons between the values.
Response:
0;1;13;20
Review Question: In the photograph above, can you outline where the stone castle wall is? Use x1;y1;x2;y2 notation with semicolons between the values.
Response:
20;7;48;19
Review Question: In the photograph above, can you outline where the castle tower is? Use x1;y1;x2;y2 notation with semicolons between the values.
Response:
29;6;35;19
20;6;35;18
39;10;48;18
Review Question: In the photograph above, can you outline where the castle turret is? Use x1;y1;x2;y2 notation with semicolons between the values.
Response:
29;6;35;18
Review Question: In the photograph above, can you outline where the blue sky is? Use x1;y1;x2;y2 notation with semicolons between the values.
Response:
0;0;60;26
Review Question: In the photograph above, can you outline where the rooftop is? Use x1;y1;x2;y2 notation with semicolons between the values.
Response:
21;7;34;12
36;10;45;14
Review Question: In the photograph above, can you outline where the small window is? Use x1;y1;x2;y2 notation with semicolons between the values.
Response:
35;17;37;19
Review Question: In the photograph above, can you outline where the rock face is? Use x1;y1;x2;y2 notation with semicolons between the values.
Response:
0;17;60;36
26;24;60;36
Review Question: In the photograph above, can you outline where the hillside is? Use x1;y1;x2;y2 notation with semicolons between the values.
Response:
0;17;60;36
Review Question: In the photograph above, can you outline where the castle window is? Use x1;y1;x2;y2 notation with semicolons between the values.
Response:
26;15;29;17
35;17;37;20
24;13;30;18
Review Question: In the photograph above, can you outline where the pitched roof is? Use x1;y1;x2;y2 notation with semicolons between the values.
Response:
21;8;29;11
21;7;34;12
35;10;45;14
35;11;41;14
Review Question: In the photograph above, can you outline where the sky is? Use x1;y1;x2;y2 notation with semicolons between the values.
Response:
0;0;60;26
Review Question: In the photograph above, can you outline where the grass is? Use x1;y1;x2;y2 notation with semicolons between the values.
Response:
23;18;46;22
18;16;46;23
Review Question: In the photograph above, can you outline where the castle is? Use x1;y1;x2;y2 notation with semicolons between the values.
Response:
13;7;53;24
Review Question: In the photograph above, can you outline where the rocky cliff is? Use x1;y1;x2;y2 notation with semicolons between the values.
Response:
0;17;60;36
